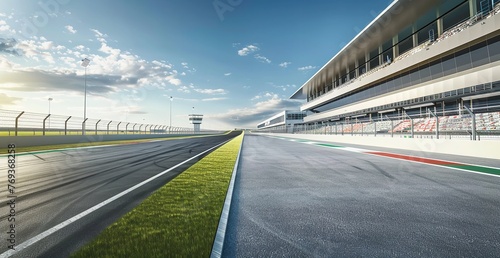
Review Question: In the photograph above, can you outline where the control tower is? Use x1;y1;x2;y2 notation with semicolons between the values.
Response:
188;114;203;132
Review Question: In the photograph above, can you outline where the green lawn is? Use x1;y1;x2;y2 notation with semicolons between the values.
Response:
72;132;243;257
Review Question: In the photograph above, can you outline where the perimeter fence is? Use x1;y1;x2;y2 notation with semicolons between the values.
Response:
0;109;219;136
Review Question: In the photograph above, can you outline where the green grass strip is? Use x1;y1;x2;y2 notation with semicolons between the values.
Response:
446;164;500;176
71;132;244;258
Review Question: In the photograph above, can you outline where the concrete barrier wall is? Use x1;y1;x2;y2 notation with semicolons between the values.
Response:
0;133;216;148
259;133;500;160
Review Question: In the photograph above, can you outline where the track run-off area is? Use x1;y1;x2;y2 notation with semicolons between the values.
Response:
0;131;499;257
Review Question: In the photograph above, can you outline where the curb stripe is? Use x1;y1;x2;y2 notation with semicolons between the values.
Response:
366;152;462;166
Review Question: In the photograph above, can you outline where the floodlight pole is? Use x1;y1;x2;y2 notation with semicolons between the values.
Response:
169;96;173;130
48;97;53;129
84;65;87;134
81;58;90;135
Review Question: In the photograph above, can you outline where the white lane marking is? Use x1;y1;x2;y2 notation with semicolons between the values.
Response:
0;138;232;258
341;147;367;153
211;135;245;258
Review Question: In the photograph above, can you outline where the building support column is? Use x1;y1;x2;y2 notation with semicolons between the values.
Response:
437;9;444;37
470;0;478;16
393;36;399;59
378;46;383;66
412;24;418;47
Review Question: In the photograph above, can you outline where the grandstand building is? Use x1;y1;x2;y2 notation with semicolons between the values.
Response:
290;0;500;126
256;110;307;133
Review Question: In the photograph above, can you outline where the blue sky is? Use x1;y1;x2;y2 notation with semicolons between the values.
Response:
0;0;389;129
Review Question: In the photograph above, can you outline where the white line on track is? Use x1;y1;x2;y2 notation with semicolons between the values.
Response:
0;138;232;258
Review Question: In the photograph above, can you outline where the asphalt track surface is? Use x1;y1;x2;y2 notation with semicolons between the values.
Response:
0;131;240;258
223;134;500;257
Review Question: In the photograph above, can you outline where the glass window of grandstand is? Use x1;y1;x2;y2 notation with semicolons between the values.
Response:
287;113;306;120
357;56;366;76
488;34;500;62
470;41;489;67
369;48;379;71
397;26;413;55
341;70;348;85
348;63;356;81
270;116;284;125
442;1;470;32
416;9;438;45
382;40;393;65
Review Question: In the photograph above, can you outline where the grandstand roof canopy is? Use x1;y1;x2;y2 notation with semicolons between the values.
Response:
290;0;446;99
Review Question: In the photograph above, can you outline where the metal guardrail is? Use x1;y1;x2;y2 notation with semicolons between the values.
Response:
0;109;220;136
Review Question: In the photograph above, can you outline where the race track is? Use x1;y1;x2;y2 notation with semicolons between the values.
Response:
223;134;500;257
0;132;240;258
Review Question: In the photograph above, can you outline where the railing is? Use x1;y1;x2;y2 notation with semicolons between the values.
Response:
256;106;500;141
0;109;219;136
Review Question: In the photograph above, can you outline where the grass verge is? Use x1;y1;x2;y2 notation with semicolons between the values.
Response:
71;132;244;257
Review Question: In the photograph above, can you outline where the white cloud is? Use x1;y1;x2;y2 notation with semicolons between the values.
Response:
224;73;231;76
202;97;226;102
166;75;182;86
91;29;105;37
279;61;291;68
178;86;190;93
251;92;278;101
0;27;196;114
181;62;189;68
74;45;87;51
0;93;21;106
211;92;302;127
298;65;317;71
238;45;259;56
91;29;107;43
254;54;271;64
270;83;296;91
0;20;9;31
40;41;54;50
65;25;77;34
194;88;227;95
0;20;15;34
0;56;13;69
